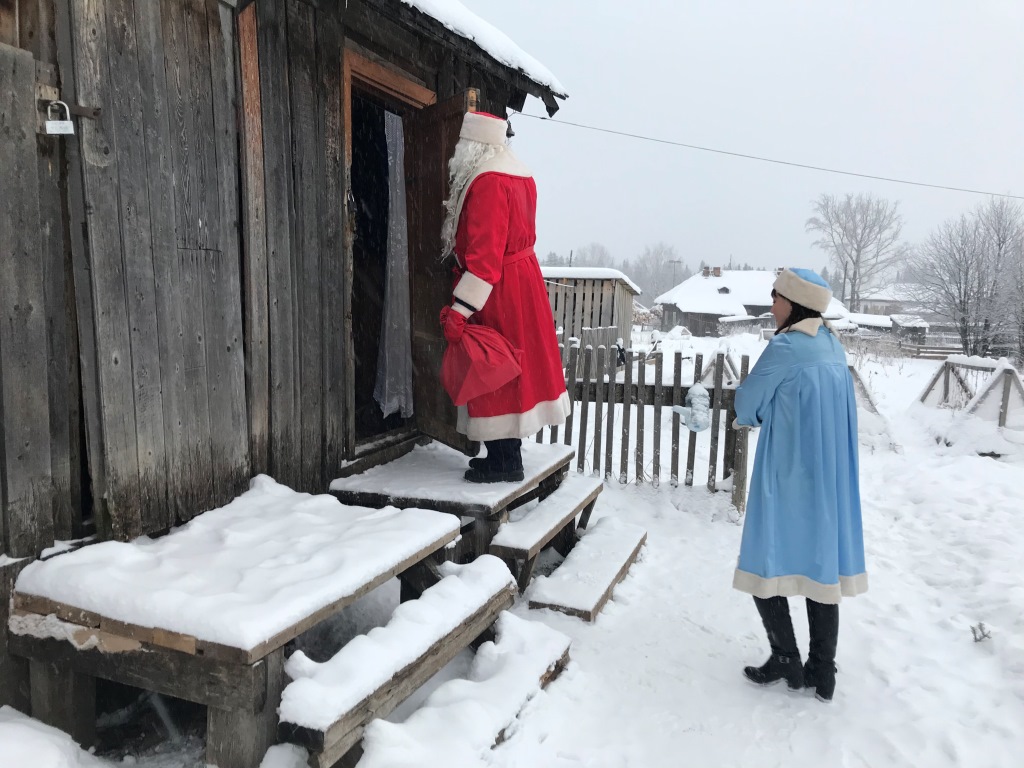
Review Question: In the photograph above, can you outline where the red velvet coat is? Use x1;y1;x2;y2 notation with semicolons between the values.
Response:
452;171;569;440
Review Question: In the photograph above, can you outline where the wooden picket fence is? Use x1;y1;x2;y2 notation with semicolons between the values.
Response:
537;345;752;513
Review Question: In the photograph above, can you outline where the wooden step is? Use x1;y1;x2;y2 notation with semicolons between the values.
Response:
278;556;516;768
489;473;604;592
527;517;646;622
355;613;571;767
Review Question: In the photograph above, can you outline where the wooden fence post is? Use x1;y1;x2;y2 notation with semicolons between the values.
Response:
685;354;703;486
564;344;579;447
619;351;634;484
731;355;751;514
593;346;606;475
635;350;646;484
577;347;593;473
604;346;616;480
707;353;725;492
671;351;682;487
652;353;663;488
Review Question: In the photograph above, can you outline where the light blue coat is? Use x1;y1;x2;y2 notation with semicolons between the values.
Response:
733;321;867;603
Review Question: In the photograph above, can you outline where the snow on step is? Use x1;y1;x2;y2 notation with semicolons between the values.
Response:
356;613;571;768
490;473;604;557
279;556;516;732
0;706;106;767
527;516;647;622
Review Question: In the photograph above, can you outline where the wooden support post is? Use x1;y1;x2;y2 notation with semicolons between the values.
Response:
619;351;633;484
652;353;663;487
207;649;285;768
593;346;606;475
731;356;751;514
671;351;682;487
999;369;1012;428
707;353;725;492
29;660;96;748
577;347;593;473
1;558;32;712
942;363;950;405
686;354;703;486
604;346;616;480
635;351;646;484
563;344;579;447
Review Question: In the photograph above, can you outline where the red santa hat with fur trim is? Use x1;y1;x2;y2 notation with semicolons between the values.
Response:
459;112;508;145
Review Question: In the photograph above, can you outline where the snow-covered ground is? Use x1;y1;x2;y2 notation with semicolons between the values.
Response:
6;334;1024;768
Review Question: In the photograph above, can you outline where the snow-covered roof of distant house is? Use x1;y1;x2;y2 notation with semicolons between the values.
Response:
718;315;758;324
860;283;919;303
846;312;893;329
541;267;641;294
656;270;850;319
891;314;930;328
401;1;567;98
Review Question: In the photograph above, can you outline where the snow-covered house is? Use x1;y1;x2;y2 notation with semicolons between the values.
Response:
0;0;568;557
656;267;849;337
859;283;920;315
541;267;641;348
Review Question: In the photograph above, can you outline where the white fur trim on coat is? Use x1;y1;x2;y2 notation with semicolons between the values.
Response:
733;568;869;605
460;112;508;145
453;271;494;313
773;269;832;313
457;391;571;441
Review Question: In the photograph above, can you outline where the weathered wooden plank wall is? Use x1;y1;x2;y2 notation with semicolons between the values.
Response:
0;41;55;556
240;0;347;491
64;0;248;539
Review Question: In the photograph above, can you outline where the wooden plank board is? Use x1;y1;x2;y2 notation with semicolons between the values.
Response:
282;583;514;761
8;630;269;712
238;2;271;476
592;345;606;475
105;0;170;532
527;517;646;622
576;346;592;473
320;11;347;483
686;354;703;486
0;41;54;556
205;0;250;505
257;0;300;488
132;0;187;526
13;591;102;627
604;345;615;480
287;0;323;491
707;353;725;491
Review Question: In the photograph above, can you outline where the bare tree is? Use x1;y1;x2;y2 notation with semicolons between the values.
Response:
805;193;908;312
620;242;691;300
572;242;615;268
912;199;1023;357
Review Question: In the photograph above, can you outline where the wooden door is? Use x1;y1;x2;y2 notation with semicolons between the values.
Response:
405;89;479;455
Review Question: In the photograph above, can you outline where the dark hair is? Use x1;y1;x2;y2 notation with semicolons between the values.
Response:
773;290;822;335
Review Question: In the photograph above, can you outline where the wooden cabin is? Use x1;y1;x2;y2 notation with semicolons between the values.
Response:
0;0;566;560
541;266;640;350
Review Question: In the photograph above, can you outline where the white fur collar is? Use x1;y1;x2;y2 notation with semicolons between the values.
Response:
785;317;824;337
453;149;532;235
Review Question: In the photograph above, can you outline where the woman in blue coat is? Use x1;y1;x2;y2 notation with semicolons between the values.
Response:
733;268;867;702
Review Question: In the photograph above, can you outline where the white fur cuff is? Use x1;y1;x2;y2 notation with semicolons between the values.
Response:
453;271;494;312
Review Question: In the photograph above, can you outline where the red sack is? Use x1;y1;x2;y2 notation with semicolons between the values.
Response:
440;324;522;406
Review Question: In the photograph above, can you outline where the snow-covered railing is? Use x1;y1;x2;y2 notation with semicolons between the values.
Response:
535;346;751;514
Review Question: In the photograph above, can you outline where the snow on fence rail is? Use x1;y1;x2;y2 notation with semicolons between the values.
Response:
538;346;751;513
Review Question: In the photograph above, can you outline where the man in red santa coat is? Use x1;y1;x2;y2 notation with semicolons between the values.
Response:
439;111;571;483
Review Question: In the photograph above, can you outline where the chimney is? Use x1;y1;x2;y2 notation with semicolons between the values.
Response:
712;266;722;277
702;266;710;278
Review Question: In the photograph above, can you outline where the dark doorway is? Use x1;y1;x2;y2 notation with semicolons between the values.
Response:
350;91;410;442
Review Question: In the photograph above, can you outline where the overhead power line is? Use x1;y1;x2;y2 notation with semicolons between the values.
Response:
515;113;1024;201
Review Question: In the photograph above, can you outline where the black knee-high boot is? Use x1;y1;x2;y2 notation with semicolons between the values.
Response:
744;596;804;690
805;599;839;702
464;439;524;483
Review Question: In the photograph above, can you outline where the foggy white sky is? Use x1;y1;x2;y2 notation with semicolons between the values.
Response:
466;0;1023;272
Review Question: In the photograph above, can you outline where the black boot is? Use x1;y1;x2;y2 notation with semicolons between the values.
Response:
744;596;804;690
805;599;839;702
464;439;524;483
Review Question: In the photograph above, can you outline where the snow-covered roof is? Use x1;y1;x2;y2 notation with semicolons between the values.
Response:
655;270;777;314
860;282;919;303
846;312;893;329
891;314;929;328
541;267;641;295
718;315;759;324
401;1;567;98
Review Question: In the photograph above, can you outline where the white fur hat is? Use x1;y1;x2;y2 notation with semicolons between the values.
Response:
459;112;508;145
773;268;832;313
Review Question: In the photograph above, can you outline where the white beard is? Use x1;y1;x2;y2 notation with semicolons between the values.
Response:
440;138;504;260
